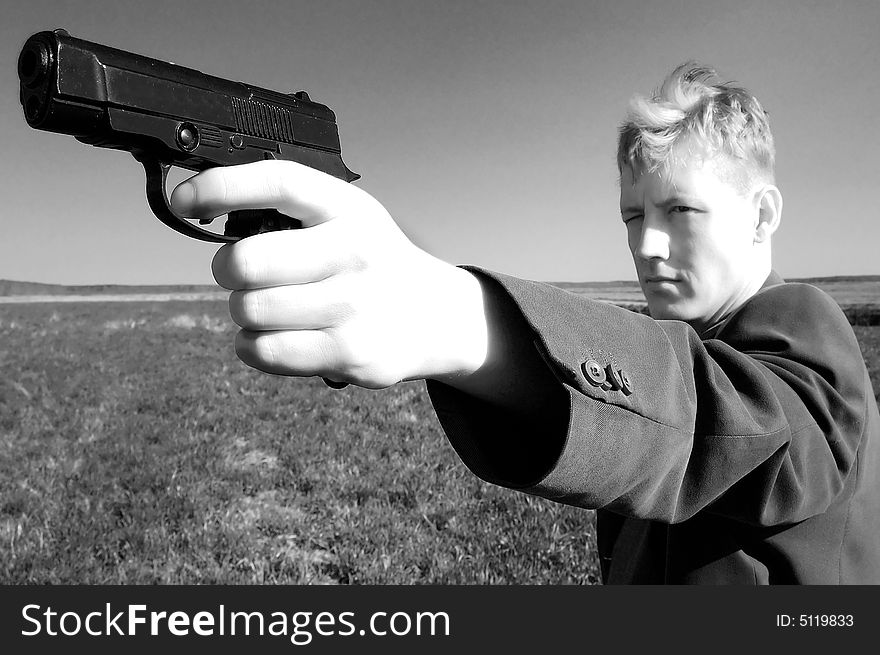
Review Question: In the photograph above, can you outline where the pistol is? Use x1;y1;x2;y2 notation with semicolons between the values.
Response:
18;29;359;243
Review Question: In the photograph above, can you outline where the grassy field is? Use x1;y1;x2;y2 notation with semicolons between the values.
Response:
0;301;598;584
3;298;880;584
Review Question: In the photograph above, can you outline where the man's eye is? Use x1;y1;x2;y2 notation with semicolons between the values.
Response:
622;214;643;224
670;205;693;214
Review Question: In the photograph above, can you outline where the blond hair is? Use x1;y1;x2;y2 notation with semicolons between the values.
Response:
617;63;775;191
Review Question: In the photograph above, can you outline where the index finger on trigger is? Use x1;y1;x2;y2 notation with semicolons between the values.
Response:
170;160;354;226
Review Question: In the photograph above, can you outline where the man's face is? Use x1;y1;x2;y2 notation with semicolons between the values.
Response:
619;155;761;330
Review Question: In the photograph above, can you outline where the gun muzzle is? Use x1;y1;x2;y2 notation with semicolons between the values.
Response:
18;38;50;92
18;32;55;125
18;30;109;139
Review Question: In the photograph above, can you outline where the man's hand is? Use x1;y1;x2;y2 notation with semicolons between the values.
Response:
170;160;488;389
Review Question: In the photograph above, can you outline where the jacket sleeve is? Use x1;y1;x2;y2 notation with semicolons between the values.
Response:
426;268;869;527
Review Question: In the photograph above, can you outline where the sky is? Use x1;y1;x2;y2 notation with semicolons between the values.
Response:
1;0;878;285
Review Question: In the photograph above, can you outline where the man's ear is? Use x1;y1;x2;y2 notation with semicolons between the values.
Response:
753;185;783;243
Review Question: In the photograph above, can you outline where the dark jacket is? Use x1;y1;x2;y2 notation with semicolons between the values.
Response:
427;270;880;584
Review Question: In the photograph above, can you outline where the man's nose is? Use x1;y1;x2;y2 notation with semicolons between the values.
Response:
634;217;670;261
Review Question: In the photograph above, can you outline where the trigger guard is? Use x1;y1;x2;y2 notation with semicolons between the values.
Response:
135;155;239;243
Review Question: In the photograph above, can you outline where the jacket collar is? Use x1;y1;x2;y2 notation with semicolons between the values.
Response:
698;270;785;340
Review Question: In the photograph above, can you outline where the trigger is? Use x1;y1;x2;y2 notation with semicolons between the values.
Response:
133;153;237;243
198;218;214;225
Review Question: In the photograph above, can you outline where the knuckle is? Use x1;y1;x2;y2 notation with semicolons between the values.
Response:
337;275;369;311
334;292;360;322
228;290;262;329
331;331;371;376
237;330;280;370
216;168;236;206
264;165;287;202
256;333;280;368
235;239;265;286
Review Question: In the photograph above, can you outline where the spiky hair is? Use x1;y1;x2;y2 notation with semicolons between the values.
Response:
617;63;775;190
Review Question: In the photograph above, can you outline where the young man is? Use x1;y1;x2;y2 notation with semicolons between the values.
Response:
172;63;880;584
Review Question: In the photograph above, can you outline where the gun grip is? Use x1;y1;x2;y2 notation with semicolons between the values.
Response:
223;209;302;238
